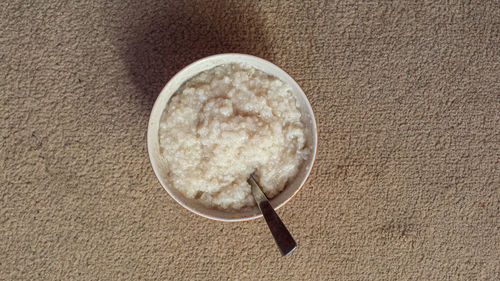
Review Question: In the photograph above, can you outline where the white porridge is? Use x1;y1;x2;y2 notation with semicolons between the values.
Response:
158;63;307;209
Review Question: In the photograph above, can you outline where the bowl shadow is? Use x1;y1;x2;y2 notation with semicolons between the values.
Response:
122;1;273;110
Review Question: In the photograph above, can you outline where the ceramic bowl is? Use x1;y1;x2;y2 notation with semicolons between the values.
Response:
147;54;317;222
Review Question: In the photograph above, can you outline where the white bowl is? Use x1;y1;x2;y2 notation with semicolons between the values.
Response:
147;54;317;222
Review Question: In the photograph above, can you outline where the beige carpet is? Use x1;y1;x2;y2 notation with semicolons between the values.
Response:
1;0;499;280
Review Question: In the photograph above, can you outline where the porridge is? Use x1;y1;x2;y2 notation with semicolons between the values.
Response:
158;63;307;209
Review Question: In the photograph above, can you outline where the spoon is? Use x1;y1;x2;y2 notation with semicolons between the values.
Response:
248;173;297;256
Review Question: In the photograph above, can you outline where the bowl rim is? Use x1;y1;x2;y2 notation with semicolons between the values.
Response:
147;53;318;222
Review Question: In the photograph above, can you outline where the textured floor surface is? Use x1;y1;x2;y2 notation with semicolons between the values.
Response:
1;0;499;280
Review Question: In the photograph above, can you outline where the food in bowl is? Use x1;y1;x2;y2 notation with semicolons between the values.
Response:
158;63;307;209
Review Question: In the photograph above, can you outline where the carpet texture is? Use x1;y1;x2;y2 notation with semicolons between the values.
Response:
1;0;499;280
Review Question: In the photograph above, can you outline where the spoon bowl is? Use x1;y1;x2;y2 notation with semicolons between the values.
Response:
147;54;318;221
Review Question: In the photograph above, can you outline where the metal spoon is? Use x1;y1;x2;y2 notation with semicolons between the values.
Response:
248;173;297;256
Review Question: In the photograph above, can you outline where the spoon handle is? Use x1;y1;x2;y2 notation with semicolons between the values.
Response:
248;174;297;256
